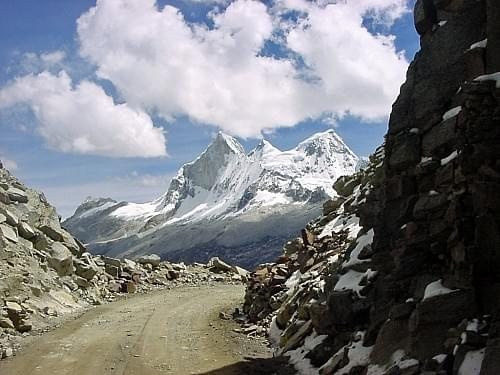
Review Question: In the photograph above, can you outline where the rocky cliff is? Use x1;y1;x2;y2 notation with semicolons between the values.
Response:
243;1;500;374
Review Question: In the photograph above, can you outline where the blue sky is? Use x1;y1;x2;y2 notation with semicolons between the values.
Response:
0;0;418;217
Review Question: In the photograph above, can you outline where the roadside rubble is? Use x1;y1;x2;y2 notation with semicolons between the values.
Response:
0;162;247;360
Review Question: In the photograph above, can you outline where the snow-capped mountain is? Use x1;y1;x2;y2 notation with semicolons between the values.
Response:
64;129;359;268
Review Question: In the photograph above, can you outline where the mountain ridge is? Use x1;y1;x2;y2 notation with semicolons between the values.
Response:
64;129;359;268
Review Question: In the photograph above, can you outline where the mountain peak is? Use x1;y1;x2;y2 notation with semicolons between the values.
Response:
296;128;355;157
212;132;245;155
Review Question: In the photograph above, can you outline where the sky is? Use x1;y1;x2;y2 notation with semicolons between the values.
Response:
0;0;419;218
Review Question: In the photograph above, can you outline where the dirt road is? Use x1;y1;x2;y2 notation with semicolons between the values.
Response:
0;284;294;375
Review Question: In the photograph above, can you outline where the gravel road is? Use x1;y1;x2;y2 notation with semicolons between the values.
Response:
0;284;294;375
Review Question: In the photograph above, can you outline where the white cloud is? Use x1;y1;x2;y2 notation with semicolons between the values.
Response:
77;0;409;138
0;71;167;158
19;50;67;73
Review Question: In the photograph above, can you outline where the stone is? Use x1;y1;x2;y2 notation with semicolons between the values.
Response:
47;242;74;277
105;264;120;278
136;254;161;268
101;256;121;268
231;265;249;278
7;187;28;203
73;259;98;281
18;221;36;240
39;224;65;242
281;319;313;353
0;190;10;204
208;257;232;272
2;347;13;359
0;224;18;243
0;207;19;226
0;317;15;329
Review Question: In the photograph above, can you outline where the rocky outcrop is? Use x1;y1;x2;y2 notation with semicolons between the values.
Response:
243;1;500;374
0;163;246;360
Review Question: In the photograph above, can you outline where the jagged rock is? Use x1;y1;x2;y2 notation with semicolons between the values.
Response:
208;257;232;272
137;254;161;268
7;187;28;203
39;224;65;242
73;258;98;281
47;242;74;277
18;221;36;240
0;317;15;329
0;223;18;243
0;207;19;226
0;190;10;204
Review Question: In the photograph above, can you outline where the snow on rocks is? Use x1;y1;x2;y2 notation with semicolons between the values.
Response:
423;279;460;301
474;71;500;88
442;106;462;121
469;38;487;50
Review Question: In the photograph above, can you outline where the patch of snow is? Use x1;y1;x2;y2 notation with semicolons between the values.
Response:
423;279;460;301
287;331;328;375
458;348;485;375
319;213;361;240
251;190;291;207
438;20;447;26
433;354;447;364
334;332;373;375
409;128;419;134
474;71;500;88
343;229;374;268
334;269;376;297
469;38;487;50
443;106;462;121
77;201;116;218
441;150;458;166
467;319;479;333
111;202;158;220
420;156;433;164
429;190;439;196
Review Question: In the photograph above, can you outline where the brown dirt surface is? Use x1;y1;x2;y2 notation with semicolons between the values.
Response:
0;284;295;375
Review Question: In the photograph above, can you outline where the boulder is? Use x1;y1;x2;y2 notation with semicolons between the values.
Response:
137;254;161;268
0;207;18;226
47;242;74;277
73;258;99;281
208;257;232;272
7;187;28;203
18;221;36;240
39;224;65;242
0;224;18;243
0;190;10;204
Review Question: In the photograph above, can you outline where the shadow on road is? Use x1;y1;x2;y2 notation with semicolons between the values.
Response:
196;356;296;375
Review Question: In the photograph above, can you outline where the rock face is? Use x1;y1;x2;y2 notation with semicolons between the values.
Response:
0;163;247;360
244;2;500;374
64;130;359;269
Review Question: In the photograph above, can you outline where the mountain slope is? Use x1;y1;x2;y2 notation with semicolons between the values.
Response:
64;130;359;268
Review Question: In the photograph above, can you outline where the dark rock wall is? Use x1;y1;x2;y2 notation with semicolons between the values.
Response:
366;0;500;370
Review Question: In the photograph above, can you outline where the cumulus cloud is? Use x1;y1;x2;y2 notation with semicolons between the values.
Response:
19;50;67;74
0;71;166;158
77;0;409;138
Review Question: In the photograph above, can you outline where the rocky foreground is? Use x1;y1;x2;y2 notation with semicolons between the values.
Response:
0;162;248;361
